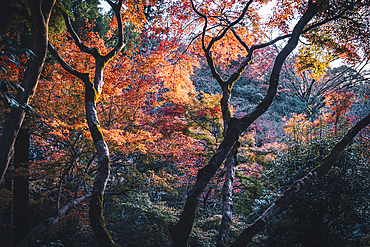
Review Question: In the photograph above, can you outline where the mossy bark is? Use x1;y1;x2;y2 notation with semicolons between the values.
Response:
48;1;125;245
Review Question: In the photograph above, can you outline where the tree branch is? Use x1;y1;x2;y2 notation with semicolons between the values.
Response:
240;0;320;129
190;0;207;51
230;112;370;247
103;0;125;63
48;42;90;82
61;11;100;57
16;189;129;247
207;0;253;50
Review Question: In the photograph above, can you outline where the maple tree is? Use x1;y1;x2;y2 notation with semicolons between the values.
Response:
1;0;370;246
16;1;200;246
46;1;129;246
167;0;370;246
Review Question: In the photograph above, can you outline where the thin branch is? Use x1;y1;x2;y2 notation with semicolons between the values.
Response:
230;26;250;52
207;0;254;51
190;0;208;51
16;189;129;247
61;11;100;57
48;42;90;82
103;0;125;62
251;11;345;52
56;157;75;213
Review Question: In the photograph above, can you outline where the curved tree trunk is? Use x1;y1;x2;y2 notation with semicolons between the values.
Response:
169;1;320;246
48;1;125;245
218;85;240;246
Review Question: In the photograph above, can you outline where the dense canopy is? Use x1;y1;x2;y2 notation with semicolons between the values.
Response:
0;0;369;246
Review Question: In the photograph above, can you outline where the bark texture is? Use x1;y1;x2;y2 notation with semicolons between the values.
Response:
48;1;124;246
169;1;320;246
0;0;56;184
12;129;30;247
217;142;239;247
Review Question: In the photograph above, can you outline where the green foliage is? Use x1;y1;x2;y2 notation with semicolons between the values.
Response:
0;37;33;112
234;170;264;215
105;192;177;247
188;215;246;247
0;188;12;228
262;114;370;246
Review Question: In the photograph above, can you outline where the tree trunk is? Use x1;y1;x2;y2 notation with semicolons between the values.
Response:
217;142;239;247
3;168;13;247
0;0;56;184
12;129;30;247
230;113;370;247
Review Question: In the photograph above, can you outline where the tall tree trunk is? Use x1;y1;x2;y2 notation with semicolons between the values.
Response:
169;2;320;245
48;2;124;245
0;0;56;184
217;142;239;247
12;129;30;247
218;84;238;246
3;168;13;247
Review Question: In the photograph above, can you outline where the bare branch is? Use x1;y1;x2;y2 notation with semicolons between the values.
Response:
56;153;76;214
48;42;90;82
230;26;250;52
16;189;129;247
103;0;125;62
207;0;253;51
190;0;208;51
251;11;345;52
61;11;100;57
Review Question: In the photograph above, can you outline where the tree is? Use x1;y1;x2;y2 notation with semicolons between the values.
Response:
47;1;126;245
262;107;370;246
0;0;57;184
168;0;370;246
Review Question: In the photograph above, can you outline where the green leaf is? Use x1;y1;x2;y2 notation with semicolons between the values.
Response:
4;94;19;108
